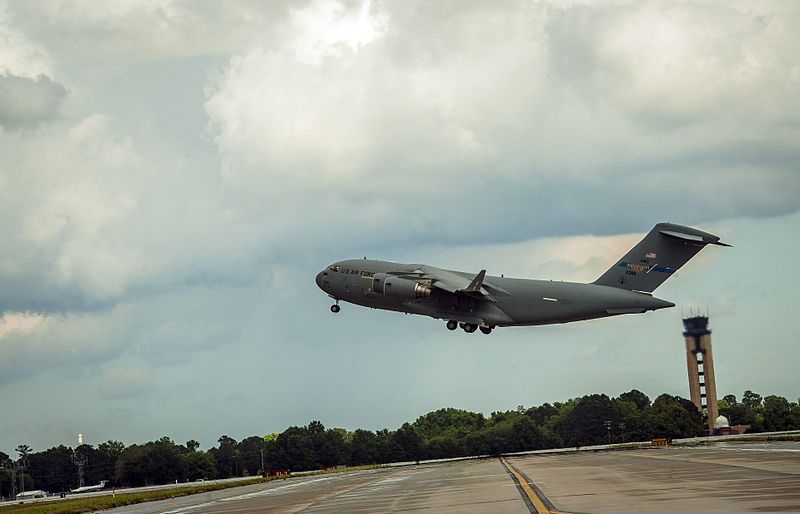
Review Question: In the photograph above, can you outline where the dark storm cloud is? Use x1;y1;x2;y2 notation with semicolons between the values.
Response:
0;74;66;127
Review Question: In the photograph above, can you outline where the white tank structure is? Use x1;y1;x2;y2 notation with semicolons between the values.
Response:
715;415;729;428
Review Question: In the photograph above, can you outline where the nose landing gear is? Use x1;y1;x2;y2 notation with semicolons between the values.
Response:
330;302;340;313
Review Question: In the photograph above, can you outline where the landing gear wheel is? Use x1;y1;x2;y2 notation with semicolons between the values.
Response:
463;323;477;333
330;304;340;313
480;326;493;335
446;320;458;331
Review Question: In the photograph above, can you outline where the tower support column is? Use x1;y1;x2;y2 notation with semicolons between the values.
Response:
683;316;718;434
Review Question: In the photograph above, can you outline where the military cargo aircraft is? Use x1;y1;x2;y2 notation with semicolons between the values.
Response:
315;223;729;334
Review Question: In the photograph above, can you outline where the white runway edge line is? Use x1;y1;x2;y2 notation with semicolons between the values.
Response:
162;477;335;514
692;446;800;453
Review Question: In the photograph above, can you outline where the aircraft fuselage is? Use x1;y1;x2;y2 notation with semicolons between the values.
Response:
315;223;727;333
316;259;674;328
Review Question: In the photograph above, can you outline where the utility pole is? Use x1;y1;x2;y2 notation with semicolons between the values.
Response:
604;420;612;444
72;450;87;488
9;465;17;499
619;422;626;443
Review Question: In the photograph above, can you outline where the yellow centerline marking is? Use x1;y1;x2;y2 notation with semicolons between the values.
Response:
501;457;551;514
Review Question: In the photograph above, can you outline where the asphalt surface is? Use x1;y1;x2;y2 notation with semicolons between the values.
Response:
103;441;800;513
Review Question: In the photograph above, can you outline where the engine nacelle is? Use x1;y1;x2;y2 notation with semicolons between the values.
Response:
372;273;431;298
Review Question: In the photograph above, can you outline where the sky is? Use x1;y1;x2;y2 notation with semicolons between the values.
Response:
1;0;798;456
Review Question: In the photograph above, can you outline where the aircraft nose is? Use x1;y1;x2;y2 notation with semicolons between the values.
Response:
315;270;327;291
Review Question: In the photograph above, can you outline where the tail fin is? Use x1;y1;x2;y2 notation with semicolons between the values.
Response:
593;223;729;293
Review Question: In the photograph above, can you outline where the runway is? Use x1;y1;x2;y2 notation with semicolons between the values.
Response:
105;441;800;513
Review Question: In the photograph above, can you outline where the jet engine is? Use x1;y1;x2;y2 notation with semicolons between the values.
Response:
372;273;431;298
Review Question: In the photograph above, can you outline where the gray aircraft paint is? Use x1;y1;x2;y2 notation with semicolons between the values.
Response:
315;223;729;333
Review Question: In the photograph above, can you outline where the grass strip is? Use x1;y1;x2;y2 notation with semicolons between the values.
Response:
0;465;380;513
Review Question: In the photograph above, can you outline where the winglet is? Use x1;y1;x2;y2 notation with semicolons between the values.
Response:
464;270;486;293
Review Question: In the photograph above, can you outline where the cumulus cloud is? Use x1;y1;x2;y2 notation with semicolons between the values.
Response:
0;3;53;77
0;309;120;385
5;1;289;61
205;0;800;250
0;73;66;127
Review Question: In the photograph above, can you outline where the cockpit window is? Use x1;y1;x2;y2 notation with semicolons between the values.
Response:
329;265;340;272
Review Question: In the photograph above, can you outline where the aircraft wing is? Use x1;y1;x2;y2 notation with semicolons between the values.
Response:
413;265;509;301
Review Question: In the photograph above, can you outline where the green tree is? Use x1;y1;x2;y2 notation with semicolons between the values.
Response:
718;399;754;426
762;395;795;431
211;435;241;478
413;408;485;440
375;429;401;463
15;445;32;468
349;429;378;465
742;390;763;409
618;389;651;410
647;394;705;438
238;436;266;475
1;451;19;498
526;403;558;425
393;423;423;461
265;426;314;471
186;451;216;481
27;445;73;493
1;467;12;499
94;441;125;487
318;427;346;468
115;437;186;486
554;394;617;446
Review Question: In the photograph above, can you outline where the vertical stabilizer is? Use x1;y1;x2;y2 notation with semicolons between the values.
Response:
593;223;728;293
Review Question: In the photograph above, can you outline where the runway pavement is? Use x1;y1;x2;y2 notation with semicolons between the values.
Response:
104;441;800;513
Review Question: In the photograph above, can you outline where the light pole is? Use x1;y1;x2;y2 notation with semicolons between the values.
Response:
604;420;612;444
619;422;626;443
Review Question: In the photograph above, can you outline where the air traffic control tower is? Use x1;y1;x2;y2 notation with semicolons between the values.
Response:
683;315;718;434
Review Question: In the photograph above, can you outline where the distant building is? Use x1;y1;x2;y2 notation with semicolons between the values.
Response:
683;315;718;434
15;490;47;500
712;415;750;436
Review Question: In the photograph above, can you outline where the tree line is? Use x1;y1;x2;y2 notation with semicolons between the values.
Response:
2;389;798;497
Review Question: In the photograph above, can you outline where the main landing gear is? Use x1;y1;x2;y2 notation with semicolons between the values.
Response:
446;320;493;334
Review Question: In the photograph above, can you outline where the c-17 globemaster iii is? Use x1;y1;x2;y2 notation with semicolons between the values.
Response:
315;223;729;334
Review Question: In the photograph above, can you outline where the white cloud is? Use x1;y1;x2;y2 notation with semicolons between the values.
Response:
205;0;800;251
547;1;800;127
0;74;66;127
290;0;389;65
0;3;53;77
0;311;44;339
6;1;286;61
0;309;119;385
